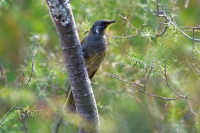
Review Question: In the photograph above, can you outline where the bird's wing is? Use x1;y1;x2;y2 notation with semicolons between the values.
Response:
81;37;88;58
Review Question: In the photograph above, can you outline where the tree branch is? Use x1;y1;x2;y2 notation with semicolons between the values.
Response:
0;104;16;124
21;44;34;89
46;0;100;132
152;1;200;42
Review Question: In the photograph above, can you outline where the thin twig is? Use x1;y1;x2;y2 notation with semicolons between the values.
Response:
19;111;29;133
0;64;3;76
117;1;200;42
104;73;144;87
185;98;198;116
148;1;200;41
54;117;63;133
154;20;169;38
193;47;200;55
186;57;200;74
143;66;153;91
21;67;25;87
106;34;140;39
136;89;181;100
185;69;192;80
163;66;183;96
119;14;134;29
160;9;200;42
163;64;194;100
121;88;181;101
192;55;200;63
118;14;141;33
0;104;16;124
181;26;200;30
22;44;34;89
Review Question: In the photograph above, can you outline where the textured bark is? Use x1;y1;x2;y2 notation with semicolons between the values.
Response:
46;0;100;132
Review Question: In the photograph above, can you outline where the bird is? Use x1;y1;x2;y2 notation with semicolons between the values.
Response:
66;19;116;112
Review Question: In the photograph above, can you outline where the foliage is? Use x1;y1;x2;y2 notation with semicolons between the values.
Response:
0;0;200;133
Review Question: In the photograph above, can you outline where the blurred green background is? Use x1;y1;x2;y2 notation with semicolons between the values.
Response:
0;0;200;133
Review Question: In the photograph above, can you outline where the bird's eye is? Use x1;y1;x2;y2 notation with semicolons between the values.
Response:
99;23;103;26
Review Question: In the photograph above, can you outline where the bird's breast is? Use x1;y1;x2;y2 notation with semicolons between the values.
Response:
85;49;106;76
82;35;107;76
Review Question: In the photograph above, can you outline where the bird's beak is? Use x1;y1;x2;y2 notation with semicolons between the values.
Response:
108;20;116;24
103;20;116;32
105;20;116;28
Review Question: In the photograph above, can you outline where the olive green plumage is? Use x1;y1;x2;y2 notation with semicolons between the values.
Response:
67;20;116;112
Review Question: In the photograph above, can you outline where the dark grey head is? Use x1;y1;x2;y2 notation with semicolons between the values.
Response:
89;20;116;35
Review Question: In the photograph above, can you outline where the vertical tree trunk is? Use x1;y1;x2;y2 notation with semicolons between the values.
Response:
46;0;100;132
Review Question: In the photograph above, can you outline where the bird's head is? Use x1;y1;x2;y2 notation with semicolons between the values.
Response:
89;20;116;35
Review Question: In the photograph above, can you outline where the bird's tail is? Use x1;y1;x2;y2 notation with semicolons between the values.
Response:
64;85;76;113
64;71;97;113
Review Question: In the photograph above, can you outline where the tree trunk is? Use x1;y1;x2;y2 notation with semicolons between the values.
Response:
46;0;100;132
